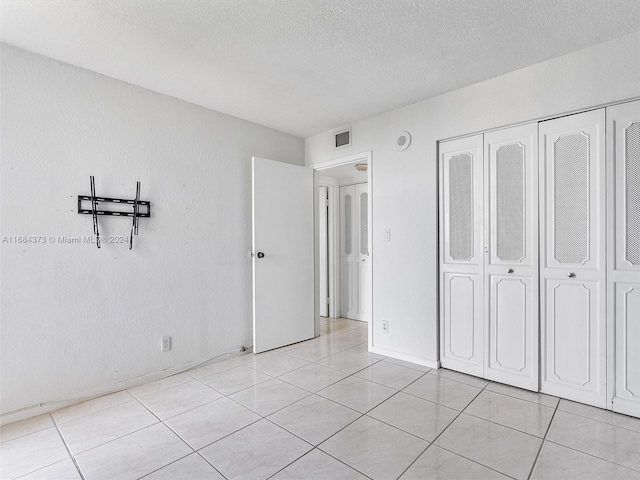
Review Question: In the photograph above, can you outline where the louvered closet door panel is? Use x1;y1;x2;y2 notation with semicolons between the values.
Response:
439;135;484;376
539;109;606;408
484;123;539;391
608;100;640;417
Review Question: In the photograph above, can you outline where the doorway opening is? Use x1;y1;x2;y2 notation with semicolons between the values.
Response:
314;152;372;337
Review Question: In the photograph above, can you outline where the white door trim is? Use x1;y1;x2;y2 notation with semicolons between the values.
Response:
313;151;373;348
316;175;340;319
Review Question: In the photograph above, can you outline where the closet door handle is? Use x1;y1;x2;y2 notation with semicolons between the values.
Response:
567;272;576;278
507;268;514;274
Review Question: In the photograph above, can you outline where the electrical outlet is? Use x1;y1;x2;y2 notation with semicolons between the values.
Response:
161;336;171;352
382;321;389;333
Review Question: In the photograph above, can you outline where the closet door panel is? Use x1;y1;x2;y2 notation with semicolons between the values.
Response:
443;273;482;364
439;135;484;376
608;100;640;417
356;184;371;319
544;279;602;391
488;275;534;384
340;186;356;319
615;284;640;415
485;123;538;390
540;109;606;407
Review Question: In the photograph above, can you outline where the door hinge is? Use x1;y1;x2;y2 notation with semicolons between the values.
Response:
326;297;330;304
325;199;329;207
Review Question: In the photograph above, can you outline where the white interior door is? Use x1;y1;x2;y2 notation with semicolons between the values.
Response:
252;157;314;353
340;183;370;322
355;183;371;321
539;109;607;407
608;100;640;417
340;185;356;319
484;123;539;391
319;186;329;317
439;135;484;377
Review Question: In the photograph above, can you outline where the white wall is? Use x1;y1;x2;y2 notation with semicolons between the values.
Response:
0;45;304;416
306;31;640;366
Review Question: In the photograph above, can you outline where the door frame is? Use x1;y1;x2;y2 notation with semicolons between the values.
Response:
316;176;339;319
313;151;373;347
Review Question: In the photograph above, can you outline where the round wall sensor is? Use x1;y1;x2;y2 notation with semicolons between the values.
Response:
395;131;411;151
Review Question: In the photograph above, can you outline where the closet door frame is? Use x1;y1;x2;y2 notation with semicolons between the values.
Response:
437;98;640;418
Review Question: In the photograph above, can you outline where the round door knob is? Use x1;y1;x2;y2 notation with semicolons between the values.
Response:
507;268;514;274
567;272;576;278
257;252;265;259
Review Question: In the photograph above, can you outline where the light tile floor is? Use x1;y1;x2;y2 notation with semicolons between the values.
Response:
2;318;640;479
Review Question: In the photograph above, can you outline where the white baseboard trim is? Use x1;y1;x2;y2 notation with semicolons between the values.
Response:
369;346;439;369
0;350;250;426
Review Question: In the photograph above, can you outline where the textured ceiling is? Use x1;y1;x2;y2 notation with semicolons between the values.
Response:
2;0;640;137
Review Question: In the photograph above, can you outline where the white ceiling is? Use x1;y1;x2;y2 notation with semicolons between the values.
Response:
2;0;640;138
319;162;368;184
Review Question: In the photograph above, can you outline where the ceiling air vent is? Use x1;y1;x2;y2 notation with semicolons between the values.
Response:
334;127;352;150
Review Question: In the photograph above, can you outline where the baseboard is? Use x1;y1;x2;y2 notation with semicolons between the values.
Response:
0;350;250;426
369;346;439;369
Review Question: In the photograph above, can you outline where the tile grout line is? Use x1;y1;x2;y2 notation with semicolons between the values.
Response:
192;373;275;399
0;421;56;446
412;378;558;441
392;378;477;480
276;367;350;389
484;384;560;409
276;368;426;478
555;406;640;433
170;335;640;480
394;443;432;480
396;376;523;479
175;385;336;479
541;438;640;474
136;452;196;479
49;412;86;480
460;410;555;441
526;394;560;480
48;391;135;427
194;450;230;480
396;379;520;480
187;415;264;454
42;329;372;480
259;440;316;479
24;319;628;480
266;446;375;480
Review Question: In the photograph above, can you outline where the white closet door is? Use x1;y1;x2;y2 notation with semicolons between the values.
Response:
484;123;539;390
356;183;371;321
539;109;607;407
340;185;356;319
608;100;640;417
440;135;484;376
